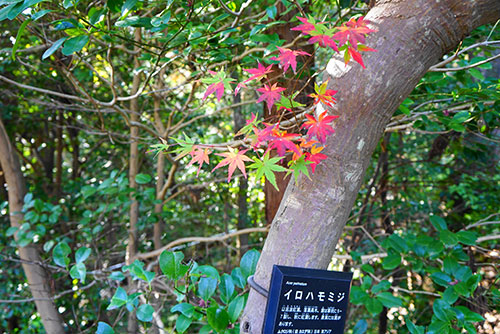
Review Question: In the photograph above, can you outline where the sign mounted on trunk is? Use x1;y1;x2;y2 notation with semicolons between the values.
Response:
263;265;353;334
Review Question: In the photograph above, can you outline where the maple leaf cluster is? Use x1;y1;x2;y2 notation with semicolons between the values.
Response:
293;15;377;68
166;15;377;188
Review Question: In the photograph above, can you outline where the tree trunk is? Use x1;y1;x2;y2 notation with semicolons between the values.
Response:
54;110;63;198
264;4;315;223
126;27;142;334
240;1;500;332
0;119;66;334
233;71;250;254
153;73;166;251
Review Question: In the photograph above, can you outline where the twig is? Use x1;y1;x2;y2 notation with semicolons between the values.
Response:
0;281;97;304
135;227;270;260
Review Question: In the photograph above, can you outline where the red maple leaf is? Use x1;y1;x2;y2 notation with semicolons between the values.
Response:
305;145;328;173
270;47;311;73
243;63;273;83
203;81;225;101
291;16;316;35
267;126;301;157
252;123;276;148
212;147;253;182
187;146;211;176
201;70;235;102
308;34;338;51
308;81;337;107
333;16;376;48
347;46;365;68
301;111;339;144
257;83;286;111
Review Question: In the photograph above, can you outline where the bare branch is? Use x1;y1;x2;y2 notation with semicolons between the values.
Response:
135;227;270;260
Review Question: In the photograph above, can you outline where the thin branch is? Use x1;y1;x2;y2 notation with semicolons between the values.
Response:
135;227;270;260
465;213;500;229
0;281;97;304
477;234;500;243
429;53;500;72
0;74;86;102
217;0;240;16
428;40;500;70
331;252;387;263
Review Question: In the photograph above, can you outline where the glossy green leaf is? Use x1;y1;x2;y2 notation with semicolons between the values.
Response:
405;317;424;334
171;303;195;318
382;251;401;270
96;322;115;334
371;280;391;294
12;18;31;60
53;241;71;268
107;287;127;310
240;249;260;280
456;231;477;245
198;276;217;301
361;264;374;274
108;271;126;281
136;303;154;322
107;0;125;13
135;173;152;184
440;230;458;247
69;262;86;283
376;292;403;308
231;267;246;289
430;215;447;231
207;307;229;333
433;299;453;322
442;286;458;304
62;35;89;56
121;0;137;15
75;246;91;263
228;295;245;323
42;37;68;60
353;319;368;334
365;298;383;315
31;9;52;21
430;272;452;287
427;318;450;334
219;274;235;304
175;314;192;333
159;250;187;281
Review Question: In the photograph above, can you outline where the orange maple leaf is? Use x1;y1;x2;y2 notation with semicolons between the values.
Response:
212;147;253;182
187;146;211;176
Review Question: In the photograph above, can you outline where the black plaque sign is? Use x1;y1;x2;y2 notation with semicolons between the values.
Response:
263;265;353;334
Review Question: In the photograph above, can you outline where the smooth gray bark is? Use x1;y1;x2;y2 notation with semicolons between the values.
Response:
240;0;500;332
0;119;66;333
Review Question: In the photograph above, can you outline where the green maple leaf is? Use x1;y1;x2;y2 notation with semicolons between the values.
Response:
148;138;169;157
170;133;195;160
286;155;313;183
248;152;288;191
275;93;306;111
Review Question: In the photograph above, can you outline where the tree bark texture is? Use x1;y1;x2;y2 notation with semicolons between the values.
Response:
127;27;142;334
264;4;315;223
0;119;66;334
240;1;500;333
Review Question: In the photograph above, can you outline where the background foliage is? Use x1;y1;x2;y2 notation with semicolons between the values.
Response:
0;0;499;333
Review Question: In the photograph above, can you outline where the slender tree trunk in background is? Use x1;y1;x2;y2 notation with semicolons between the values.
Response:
264;4;315;223
153;73;166;251
378;132;391;334
126;27;142;334
240;1;500;332
54;110;63;198
0;119;66;334
67;115;80;181
233;73;249;254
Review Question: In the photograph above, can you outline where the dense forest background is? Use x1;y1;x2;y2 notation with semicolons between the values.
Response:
0;0;499;333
